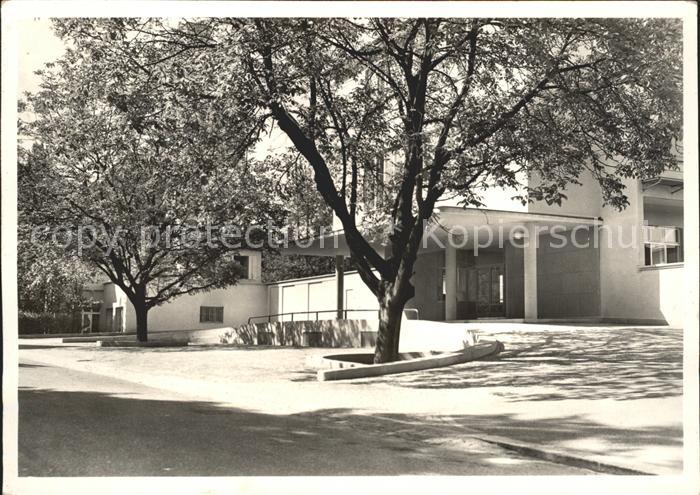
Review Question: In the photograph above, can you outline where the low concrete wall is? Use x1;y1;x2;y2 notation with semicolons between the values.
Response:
218;318;483;352
318;341;504;381
67;319;515;353
220;319;380;347
63;327;236;344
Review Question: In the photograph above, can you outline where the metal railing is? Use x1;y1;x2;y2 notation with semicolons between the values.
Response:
247;308;419;324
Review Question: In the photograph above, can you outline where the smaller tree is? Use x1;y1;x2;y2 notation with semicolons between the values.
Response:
19;26;278;341
17;228;96;315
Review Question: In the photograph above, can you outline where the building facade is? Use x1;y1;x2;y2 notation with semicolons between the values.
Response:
89;250;267;333
281;164;685;327
87;163;684;333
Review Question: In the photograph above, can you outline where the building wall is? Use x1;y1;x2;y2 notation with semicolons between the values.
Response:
436;179;529;213
407;250;445;321
145;281;269;331
536;227;600;318
101;249;269;333
528;169;603;218
598;177;684;326
108;281;269;333
101;282;129;332
529;168;684;326
267;271;379;322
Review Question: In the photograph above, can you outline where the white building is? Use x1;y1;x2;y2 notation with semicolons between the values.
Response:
87;160;684;333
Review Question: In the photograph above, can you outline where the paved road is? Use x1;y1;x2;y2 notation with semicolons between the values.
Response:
19;359;592;476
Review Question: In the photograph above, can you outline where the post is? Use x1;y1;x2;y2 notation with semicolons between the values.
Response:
445;244;458;321
524;222;539;321
335;255;345;319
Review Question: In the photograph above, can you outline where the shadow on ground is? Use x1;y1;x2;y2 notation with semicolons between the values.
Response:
18;387;604;477
19;385;682;477
18;344;83;350
341;328;683;401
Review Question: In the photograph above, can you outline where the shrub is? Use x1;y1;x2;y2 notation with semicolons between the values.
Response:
18;311;82;335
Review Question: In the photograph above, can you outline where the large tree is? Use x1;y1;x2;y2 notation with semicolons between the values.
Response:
19;22;280;341
55;18;682;360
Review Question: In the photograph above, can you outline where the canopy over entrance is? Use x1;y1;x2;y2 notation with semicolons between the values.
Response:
282;206;602;257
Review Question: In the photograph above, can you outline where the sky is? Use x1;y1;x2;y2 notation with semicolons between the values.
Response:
17;18;66;95
14;18;292;159
13;16;524;212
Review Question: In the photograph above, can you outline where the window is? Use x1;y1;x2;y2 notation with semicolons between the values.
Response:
234;255;249;279
644;226;683;266
438;268;446;301
362;155;385;210
200;306;224;323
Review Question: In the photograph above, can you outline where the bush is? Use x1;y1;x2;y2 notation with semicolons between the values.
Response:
18;311;82;335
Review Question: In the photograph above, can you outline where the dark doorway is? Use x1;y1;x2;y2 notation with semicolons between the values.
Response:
469;264;505;318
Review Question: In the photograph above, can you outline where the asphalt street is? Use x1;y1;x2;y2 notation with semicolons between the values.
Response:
18;359;592;476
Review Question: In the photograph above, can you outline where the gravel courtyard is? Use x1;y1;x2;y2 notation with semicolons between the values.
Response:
21;325;683;399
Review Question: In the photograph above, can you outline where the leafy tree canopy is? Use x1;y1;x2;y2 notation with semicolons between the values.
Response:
19;20;285;339
47;18;682;358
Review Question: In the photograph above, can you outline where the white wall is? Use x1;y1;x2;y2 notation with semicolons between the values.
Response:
436;182;529;213
267;271;379;322
145;281;269;332
598;177;684;326
527;168;684;326
106;248;268;333
528;168;603;218
107;281;269;333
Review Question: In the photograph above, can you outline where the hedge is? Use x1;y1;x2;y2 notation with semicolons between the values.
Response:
18;311;82;335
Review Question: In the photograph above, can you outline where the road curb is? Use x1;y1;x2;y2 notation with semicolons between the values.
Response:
469;434;651;475
366;413;655;475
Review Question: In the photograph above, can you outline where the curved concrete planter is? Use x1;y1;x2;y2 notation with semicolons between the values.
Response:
317;340;504;381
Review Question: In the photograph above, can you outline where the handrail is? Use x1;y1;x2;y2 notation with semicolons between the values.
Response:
247;307;419;324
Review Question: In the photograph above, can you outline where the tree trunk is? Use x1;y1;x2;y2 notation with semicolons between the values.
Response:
134;301;149;342
374;298;401;363
372;242;419;363
373;284;411;364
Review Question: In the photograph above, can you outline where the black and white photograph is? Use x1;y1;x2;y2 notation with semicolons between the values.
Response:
2;2;698;494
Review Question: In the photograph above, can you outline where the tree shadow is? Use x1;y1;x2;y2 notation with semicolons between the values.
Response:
296;408;682;455
344;328;683;401
18;387;595;477
18;386;681;477
19;344;81;350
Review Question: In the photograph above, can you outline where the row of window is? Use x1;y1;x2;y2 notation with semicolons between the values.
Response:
643;226;683;267
200;306;224;323
439;267;505;303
